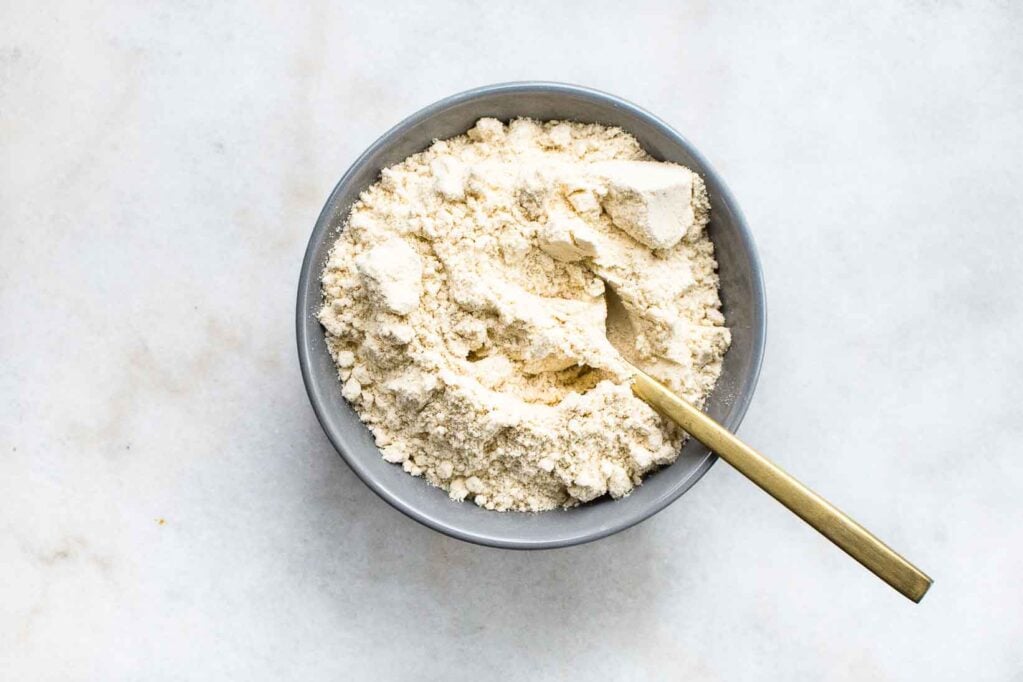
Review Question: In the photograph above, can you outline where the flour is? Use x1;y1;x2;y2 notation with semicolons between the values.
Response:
319;118;730;511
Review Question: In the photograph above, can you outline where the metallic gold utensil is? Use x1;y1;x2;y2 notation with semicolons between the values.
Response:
605;287;932;602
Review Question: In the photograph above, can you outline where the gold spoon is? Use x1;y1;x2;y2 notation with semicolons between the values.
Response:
605;286;933;602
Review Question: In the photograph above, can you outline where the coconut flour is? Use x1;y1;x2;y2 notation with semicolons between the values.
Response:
319;118;730;511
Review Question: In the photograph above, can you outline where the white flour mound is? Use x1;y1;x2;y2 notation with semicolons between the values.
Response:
319;118;730;511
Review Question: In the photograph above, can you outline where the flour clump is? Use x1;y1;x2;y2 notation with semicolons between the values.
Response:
319;118;730;511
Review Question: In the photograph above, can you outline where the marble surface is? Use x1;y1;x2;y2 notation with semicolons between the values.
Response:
3;1;1022;679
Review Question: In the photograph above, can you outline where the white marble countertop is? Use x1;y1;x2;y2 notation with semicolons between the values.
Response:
3;1;1022;679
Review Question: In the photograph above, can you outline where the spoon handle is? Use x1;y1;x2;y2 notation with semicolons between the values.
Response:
631;368;932;603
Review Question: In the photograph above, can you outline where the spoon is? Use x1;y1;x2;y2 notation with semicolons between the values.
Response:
604;286;933;602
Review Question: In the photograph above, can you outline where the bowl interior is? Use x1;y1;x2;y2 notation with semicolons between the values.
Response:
297;83;765;548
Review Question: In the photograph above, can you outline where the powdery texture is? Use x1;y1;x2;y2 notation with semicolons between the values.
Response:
319;118;730;511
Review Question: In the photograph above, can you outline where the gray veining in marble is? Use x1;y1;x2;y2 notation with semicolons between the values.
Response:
2;1;1021;679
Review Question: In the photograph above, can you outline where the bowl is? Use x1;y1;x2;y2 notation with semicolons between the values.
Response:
297;82;766;548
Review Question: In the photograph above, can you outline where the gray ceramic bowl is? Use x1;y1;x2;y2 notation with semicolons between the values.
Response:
297;82;766;548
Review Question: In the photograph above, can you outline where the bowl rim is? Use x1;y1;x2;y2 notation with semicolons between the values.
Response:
296;81;767;548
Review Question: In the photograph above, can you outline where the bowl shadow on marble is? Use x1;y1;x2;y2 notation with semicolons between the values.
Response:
296;439;693;659
296;82;766;549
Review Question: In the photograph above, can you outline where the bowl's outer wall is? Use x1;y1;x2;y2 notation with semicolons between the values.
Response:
297;83;766;548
